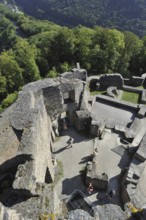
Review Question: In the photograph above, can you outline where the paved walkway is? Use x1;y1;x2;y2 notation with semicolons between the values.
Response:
52;128;131;208
91;101;136;128
53;128;94;199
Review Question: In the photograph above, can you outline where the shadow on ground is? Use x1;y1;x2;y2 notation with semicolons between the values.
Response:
118;150;132;170
79;155;92;164
91;174;123;208
60;127;91;144
62;174;86;195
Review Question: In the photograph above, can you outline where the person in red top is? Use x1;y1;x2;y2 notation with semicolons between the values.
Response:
87;182;94;194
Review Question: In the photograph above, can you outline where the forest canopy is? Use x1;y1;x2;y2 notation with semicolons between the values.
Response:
14;0;146;37
0;4;146;111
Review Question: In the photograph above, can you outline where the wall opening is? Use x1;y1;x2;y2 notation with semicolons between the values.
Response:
63;90;75;104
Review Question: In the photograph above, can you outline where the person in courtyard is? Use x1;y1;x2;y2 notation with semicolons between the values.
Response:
93;148;98;156
87;182;94;194
66;137;74;148
63;118;67;130
107;190;115;199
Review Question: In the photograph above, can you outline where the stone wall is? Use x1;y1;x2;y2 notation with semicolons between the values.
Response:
99;74;124;90
43;85;63;120
96;94;138;110
123;85;143;93
0;68;88;193
124;76;144;87
61;68;87;81
0;70;88;209
11;88;54;193
0;105;19;165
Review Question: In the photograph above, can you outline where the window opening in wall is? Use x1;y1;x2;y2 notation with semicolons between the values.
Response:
63;90;75;104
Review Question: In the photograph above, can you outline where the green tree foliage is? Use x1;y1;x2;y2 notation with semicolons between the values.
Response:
122;32;142;77
14;0;146;37
1;91;18;109
0;74;7;100
89;28;125;74
0;15;17;50
29;31;60;77
12;39;41;82
16;14;60;37
48;27;76;68
0;51;23;96
47;67;58;78
137;36;146;74
74;26;95;70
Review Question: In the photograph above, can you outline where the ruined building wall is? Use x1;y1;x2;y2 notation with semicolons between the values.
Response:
0;70;89;219
9;73;88;192
0;105;19;165
43;85;63;120
11;86;54;192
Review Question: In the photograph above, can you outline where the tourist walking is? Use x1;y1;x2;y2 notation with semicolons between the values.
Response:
87;182;94;194
66;137;74;148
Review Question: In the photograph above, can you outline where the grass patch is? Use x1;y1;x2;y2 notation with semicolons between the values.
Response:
136;85;144;89
90;90;106;96
121;91;139;104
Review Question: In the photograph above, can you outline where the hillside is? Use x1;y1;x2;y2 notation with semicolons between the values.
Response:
1;3;146;112
13;0;146;36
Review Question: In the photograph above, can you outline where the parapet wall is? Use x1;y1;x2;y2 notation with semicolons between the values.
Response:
124;76;145;87
89;73;145;90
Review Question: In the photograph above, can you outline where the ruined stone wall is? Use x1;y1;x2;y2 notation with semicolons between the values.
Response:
124;76;144;87
43;85;63;120
61;68;87;81
33;110;53;184
9;74;88;192
0;70;89;218
96;94;138;110
0;105;19;165
59;79;88;124
123;85;143;93
11;84;54;192
99;74;124;90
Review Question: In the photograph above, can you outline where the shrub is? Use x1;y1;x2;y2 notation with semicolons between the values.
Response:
1;91;18;108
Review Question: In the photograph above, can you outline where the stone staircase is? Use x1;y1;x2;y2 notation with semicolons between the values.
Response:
66;190;94;217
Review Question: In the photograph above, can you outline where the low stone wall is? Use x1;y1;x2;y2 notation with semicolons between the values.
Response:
123;85;143;93
135;133;146;162
96;94;138;110
86;175;108;190
124;76;144;87
86;162;108;190
130;76;144;87
106;86;119;98
141;90;146;104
